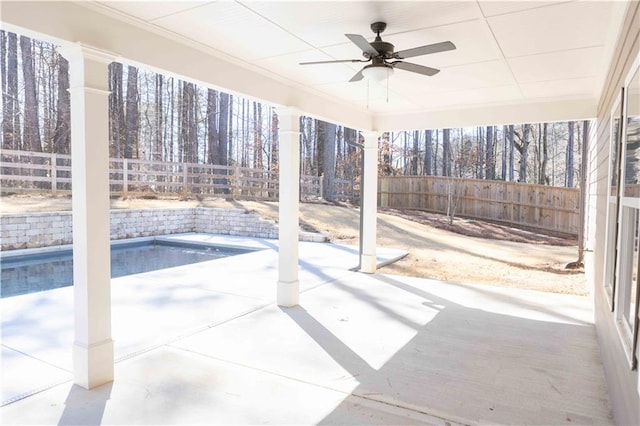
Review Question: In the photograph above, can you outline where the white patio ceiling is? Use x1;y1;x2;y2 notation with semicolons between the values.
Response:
1;0;629;130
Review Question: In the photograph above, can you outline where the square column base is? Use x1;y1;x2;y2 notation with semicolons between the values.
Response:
277;280;300;307
73;339;114;389
360;254;377;274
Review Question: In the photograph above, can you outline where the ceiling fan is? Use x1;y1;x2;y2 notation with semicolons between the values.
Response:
300;22;456;82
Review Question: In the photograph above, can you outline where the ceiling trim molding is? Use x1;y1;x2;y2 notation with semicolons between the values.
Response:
375;98;598;131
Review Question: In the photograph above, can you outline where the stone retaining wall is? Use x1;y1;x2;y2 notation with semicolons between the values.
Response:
0;207;291;250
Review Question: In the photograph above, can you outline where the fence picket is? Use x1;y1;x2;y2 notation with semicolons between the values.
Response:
378;176;579;237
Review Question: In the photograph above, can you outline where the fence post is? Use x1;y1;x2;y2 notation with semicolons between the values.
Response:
182;164;188;195
319;174;324;199
51;153;57;195
234;164;241;198
122;158;128;195
380;177;389;208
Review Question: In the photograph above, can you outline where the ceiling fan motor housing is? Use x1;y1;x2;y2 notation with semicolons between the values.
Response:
368;22;395;60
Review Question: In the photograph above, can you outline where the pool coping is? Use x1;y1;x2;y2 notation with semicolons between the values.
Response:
0;232;273;260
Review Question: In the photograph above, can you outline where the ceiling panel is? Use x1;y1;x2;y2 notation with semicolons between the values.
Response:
406;85;523;109
389;60;517;95
508;47;604;83
488;1;614;58
255;50;356;85
241;1;483;48
97;1;212;22
477;1;569;18
520;77;598;99
153;2;311;61
384;19;502;68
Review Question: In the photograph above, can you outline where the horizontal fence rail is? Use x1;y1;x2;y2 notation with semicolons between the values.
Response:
379;176;580;237
1;150;578;237
0;149;357;202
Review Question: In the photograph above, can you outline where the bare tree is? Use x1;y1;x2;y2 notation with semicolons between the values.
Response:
124;65;139;159
317;120;336;201
485;125;495;180
109;62;125;157
19;36;41;152
566;121;575;187
442;128;451;177
206;89;218;164
53;54;70;154
424;129;433;176
5;32;20;150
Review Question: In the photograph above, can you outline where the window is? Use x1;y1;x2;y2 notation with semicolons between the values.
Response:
615;54;640;368
604;91;623;307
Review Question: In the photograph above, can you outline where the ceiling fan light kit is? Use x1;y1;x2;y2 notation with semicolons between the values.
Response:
362;64;394;82
300;21;456;83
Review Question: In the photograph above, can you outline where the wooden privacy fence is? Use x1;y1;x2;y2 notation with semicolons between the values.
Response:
0;149;357;202
379;176;580;237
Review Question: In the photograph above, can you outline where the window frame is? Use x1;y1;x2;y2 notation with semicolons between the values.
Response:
614;51;640;370
604;89;624;310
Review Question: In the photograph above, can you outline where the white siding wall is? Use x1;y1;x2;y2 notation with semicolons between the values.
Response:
589;2;640;424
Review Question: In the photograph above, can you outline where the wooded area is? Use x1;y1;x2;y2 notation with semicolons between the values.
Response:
1;30;588;204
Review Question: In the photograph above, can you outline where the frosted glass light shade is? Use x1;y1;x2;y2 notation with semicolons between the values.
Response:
362;65;393;82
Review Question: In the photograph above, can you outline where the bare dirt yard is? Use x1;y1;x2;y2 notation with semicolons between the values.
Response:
1;194;586;295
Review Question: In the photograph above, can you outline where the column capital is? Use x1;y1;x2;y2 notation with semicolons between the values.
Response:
361;130;379;149
58;42;118;65
276;107;302;134
59;43;117;92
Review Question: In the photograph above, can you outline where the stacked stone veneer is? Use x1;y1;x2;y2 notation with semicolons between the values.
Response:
1;207;286;250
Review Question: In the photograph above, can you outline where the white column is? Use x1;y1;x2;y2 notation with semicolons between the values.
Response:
277;107;301;307
361;131;379;273
59;43;115;389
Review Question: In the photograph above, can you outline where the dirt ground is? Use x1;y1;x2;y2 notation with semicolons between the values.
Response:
1;194;587;295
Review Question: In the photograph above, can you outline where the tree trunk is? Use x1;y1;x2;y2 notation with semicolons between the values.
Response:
508;125;515;181
154;73;163;161
477;127;484;179
19;36;41;152
124;65;139;159
424;129;432;176
53;53;70;154
485;126;494;180
109;62;125;158
566;121;575;187
411;130;419;175
501;125;507;180
442;128;451;177
1;31;12;150
206;89;218;164
5;32;20;150
218;92;230;166
516;124;530;183
253;102;263;168
540;123;549;185
317;120;336;201
227;94;233;165
270;109;279;172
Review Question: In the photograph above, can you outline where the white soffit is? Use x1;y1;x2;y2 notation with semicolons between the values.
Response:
1;0;630;129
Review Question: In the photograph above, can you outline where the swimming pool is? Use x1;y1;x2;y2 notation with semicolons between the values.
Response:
0;240;253;298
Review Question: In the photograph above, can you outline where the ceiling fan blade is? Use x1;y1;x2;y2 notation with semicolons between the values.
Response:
349;69;364;82
393;61;440;77
299;59;367;65
395;41;456;59
345;34;379;57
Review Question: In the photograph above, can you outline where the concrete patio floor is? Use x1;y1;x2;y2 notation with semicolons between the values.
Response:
1;234;612;425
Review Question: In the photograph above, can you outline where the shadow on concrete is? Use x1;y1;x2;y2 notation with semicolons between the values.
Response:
287;275;610;425
57;382;112;426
